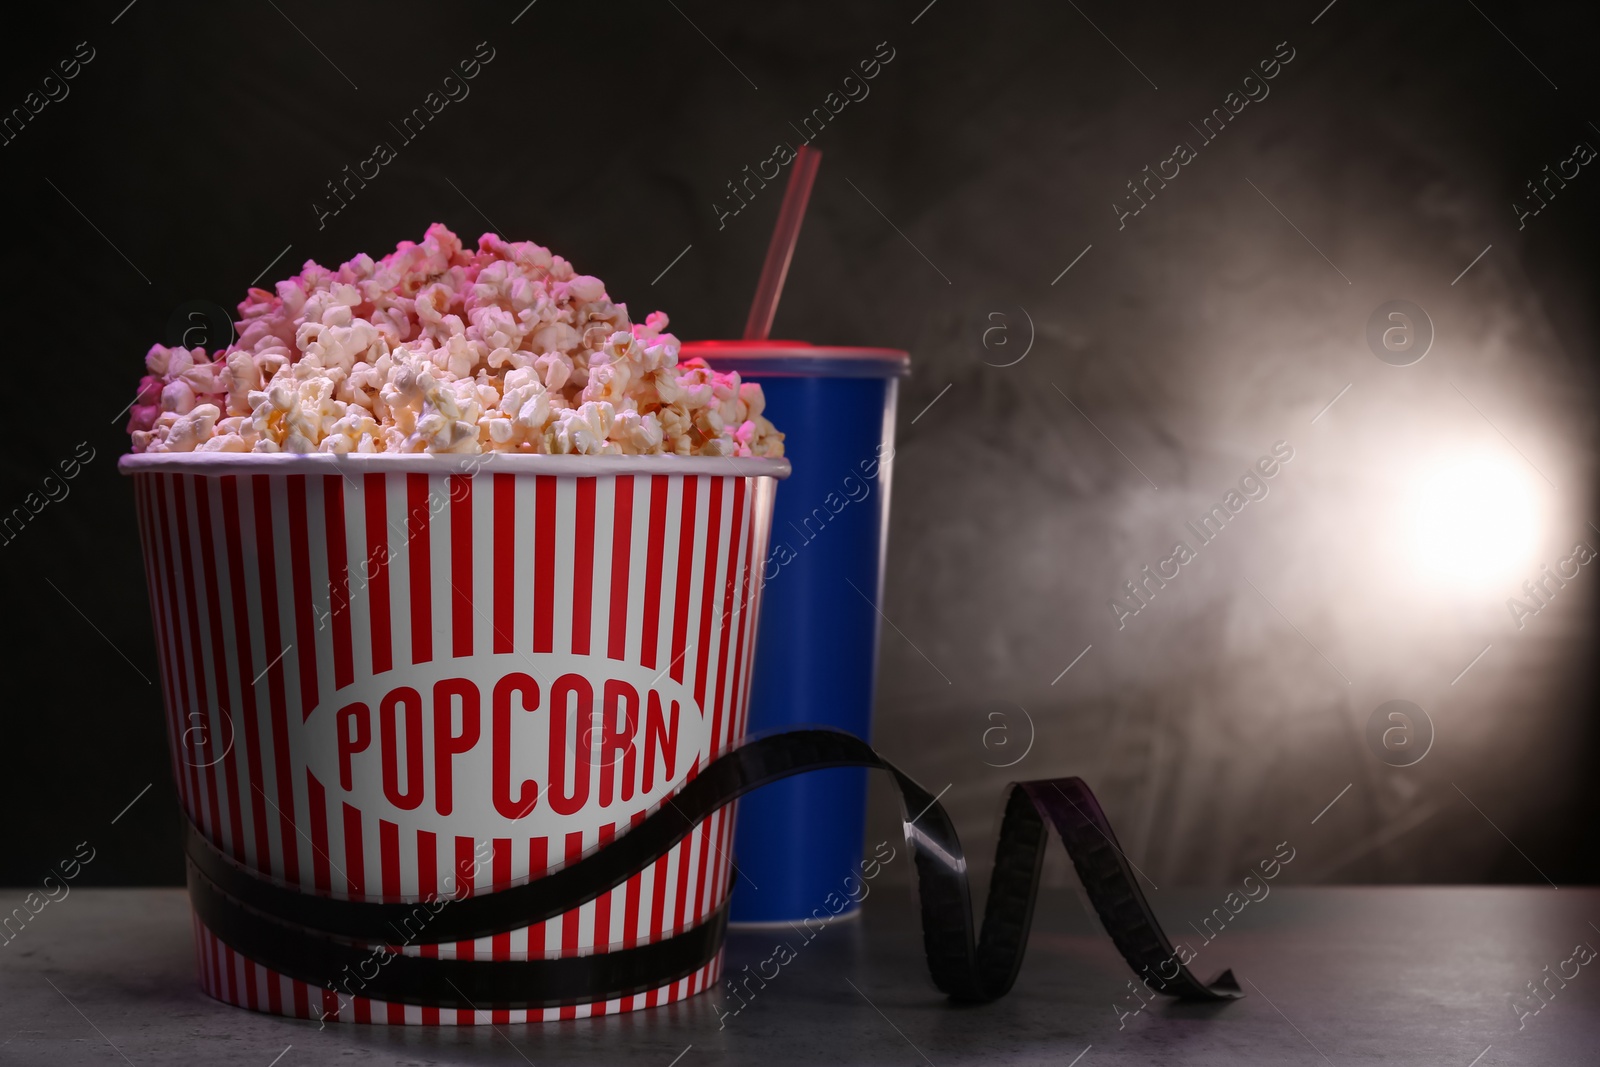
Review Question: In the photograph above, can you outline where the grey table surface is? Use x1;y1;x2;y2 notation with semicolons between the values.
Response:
1;887;1596;1065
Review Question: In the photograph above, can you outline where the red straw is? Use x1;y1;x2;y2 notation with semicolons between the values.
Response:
742;145;822;341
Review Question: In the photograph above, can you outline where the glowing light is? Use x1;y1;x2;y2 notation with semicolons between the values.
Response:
1407;452;1541;591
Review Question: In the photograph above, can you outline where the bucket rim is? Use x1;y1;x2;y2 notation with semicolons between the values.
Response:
118;452;791;479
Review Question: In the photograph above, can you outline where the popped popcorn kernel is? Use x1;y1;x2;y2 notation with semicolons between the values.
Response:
126;224;784;460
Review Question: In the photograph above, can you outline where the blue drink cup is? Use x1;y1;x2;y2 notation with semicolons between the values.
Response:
681;341;909;924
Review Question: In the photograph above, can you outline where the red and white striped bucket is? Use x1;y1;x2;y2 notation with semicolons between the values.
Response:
120;452;785;1024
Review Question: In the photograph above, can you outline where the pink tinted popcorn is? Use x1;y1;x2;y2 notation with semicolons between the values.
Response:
127;224;785;459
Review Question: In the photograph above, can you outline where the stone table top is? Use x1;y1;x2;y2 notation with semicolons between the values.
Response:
1;886;1595;1065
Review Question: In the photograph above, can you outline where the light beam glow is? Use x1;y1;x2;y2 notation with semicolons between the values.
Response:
1406;451;1541;592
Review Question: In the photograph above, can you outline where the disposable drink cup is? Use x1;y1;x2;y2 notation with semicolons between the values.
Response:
120;451;785;1023
680;341;908;925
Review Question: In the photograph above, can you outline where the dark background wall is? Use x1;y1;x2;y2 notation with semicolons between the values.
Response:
2;0;1595;891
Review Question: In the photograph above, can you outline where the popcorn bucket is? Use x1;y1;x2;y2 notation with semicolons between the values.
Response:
120;452;785;1024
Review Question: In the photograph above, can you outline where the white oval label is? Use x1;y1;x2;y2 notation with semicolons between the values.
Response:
296;653;709;837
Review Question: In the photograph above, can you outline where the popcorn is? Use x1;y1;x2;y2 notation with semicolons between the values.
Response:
127;224;785;459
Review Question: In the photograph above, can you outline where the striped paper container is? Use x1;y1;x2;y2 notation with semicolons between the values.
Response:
119;452;785;1024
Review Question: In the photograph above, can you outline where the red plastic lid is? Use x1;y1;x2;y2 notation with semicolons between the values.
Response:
681;340;910;379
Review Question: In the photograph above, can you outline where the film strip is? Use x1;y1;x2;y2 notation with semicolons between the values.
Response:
185;728;1241;1010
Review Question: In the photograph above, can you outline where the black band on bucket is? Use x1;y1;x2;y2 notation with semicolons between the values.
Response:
184;728;1241;1011
187;864;729;1012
